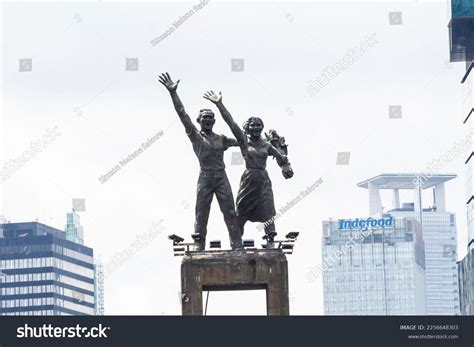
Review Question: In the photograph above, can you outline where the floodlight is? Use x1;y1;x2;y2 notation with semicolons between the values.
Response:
243;240;255;248
191;233;203;242
210;240;221;249
168;234;184;245
262;231;277;241
285;232;299;240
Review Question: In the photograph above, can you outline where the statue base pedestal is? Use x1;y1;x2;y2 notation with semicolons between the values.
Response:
180;249;289;315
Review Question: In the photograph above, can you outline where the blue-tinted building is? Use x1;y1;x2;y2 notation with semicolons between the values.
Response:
322;216;427;315
65;211;84;245
0;222;95;315
458;249;474;314
449;0;474;62
448;0;474;315
461;34;474;316
358;174;460;315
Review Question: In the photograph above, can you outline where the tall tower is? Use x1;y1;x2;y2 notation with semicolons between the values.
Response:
357;174;460;315
0;222;96;315
65;211;84;245
0;216;5;238
448;0;474;63
321;216;427;315
448;0;474;316
94;261;105;316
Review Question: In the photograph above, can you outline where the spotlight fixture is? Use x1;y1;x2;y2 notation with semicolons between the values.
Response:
281;243;294;255
210;240;221;249
269;230;300;255
243;240;255;248
191;233;203;242
168;235;195;255
285;232;299;241
262;231;277;241
168;234;184;245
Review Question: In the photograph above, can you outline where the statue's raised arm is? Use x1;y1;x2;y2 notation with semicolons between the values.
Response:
203;91;247;151
159;75;244;251
159;72;197;136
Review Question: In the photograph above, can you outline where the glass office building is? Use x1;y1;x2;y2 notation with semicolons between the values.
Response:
0;222;95;315
65;211;84;245
464;60;474;252
448;0;474;62
448;0;474;314
461;45;474;315
458;249;474;315
388;208;460;315
358;174;460;315
322;216;427;315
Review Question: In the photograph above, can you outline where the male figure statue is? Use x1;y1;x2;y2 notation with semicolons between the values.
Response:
159;73;244;251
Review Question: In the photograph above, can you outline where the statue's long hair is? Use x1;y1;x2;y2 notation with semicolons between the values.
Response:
243;117;264;135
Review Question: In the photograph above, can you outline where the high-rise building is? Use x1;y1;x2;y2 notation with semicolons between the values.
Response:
357;174;460;315
458;249;474;315
464;60;474;253
0;216;5;238
462;59;474;315
448;0;474;316
65;211;84;245
448;0;474;63
322;215;427;315
94;261;105;316
0;222;95;315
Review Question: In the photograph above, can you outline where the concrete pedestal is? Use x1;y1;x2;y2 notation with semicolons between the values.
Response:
180;249;289;315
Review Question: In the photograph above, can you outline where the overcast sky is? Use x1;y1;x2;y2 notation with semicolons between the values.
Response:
0;0;470;315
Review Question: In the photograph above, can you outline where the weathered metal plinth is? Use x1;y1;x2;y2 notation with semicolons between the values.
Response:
181;249;289;315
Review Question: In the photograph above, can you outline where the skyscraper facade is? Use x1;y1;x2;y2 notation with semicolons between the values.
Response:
358;174;460;315
322;215;427;315
465;60;474;253
458;248;474;315
461;58;474;315
65;211;84;245
0;222;95;315
448;0;474;316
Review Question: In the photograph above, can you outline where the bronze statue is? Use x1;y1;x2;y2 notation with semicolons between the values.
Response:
203;91;294;248
159;73;244;251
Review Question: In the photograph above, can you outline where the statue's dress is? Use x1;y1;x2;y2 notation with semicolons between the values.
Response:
236;137;276;223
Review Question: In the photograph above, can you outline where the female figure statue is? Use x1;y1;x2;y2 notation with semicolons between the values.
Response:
204;91;293;247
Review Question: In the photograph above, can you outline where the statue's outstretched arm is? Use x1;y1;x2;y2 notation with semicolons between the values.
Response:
159;73;197;135
224;137;240;148
203;91;247;148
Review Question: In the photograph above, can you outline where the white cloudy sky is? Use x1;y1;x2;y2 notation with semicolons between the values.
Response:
0;0;471;315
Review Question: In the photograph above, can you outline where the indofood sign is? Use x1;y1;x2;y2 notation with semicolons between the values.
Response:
338;216;394;230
